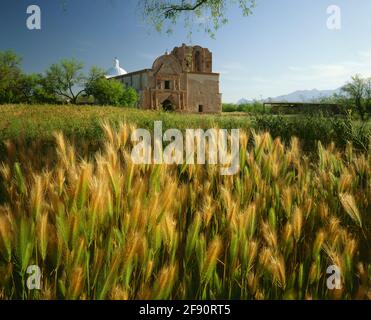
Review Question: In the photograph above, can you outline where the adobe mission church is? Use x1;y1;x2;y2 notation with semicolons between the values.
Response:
106;44;222;113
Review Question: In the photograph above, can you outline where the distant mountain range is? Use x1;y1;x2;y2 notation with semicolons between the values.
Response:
237;88;342;104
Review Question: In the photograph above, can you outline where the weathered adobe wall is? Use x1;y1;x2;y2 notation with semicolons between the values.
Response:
120;72;149;91
186;73;222;113
118;71;151;109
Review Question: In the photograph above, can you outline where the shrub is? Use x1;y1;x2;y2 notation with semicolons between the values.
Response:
120;87;138;107
86;78;125;106
86;78;138;107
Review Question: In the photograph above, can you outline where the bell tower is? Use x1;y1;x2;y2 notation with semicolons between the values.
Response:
171;44;213;73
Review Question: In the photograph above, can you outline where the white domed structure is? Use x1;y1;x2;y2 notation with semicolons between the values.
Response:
105;57;127;79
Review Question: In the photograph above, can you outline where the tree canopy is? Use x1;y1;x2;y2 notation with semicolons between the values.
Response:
342;75;371;121
139;0;256;37
0;50;23;103
57;0;255;37
44;60;105;104
44;59;86;104
0;50;139;107
86;77;138;107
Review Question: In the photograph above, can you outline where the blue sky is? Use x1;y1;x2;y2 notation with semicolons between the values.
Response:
1;0;371;102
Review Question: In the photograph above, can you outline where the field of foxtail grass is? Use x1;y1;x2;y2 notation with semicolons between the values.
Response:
0;122;370;300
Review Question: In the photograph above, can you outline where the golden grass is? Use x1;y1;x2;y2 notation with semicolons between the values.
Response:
0;123;370;300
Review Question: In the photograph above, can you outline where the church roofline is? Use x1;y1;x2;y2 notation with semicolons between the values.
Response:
187;71;220;76
109;69;220;78
109;68;152;78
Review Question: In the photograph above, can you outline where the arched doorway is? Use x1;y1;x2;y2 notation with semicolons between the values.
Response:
162;99;175;112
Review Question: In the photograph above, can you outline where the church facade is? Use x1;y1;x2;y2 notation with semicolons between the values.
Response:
109;44;222;113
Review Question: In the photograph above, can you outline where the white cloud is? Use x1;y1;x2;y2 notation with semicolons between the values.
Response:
233;50;371;101
282;51;371;90
310;64;349;78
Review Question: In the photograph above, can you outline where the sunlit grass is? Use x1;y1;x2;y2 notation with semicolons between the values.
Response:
0;104;370;152
0;122;370;300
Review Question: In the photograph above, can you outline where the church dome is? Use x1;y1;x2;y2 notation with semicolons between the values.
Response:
105;58;127;78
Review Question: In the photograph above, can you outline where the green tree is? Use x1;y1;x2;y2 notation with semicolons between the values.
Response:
342;75;367;121
87;66;106;85
17;73;40;102
0;50;23;103
364;78;371;117
86;77;138;107
23;74;63;104
86;77;124;106
44;60;104;104
121;87;138;107
140;0;255;37
17;73;57;104
44;59;85;104
58;1;255;36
